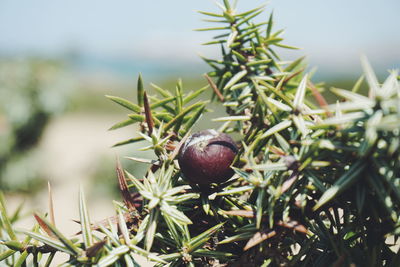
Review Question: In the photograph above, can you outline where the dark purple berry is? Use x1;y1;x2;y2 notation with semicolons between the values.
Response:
283;155;300;171
178;129;238;185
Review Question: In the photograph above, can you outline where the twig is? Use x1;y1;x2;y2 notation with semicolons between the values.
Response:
204;74;224;102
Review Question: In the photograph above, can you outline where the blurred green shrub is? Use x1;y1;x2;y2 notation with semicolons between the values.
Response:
0;59;73;193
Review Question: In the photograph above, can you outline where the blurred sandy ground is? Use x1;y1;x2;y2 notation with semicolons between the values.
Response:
7;113;152;266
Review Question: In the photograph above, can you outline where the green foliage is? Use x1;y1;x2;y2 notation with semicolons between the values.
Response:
1;1;400;266
0;59;72;192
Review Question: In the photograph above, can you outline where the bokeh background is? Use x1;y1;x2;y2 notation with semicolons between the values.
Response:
1;0;399;263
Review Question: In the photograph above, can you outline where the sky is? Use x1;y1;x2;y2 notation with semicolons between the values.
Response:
0;0;399;78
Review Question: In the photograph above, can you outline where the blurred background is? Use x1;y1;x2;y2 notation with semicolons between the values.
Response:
0;0;399;260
